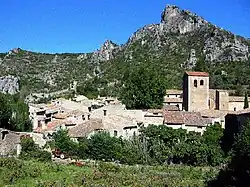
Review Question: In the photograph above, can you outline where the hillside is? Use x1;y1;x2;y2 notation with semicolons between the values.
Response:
0;5;249;96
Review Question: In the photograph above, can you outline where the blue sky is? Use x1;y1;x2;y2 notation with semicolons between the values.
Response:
0;0;249;53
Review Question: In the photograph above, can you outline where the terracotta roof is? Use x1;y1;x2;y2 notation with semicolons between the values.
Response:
147;109;163;114
185;71;209;77
200;109;229;118
164;97;183;103
166;89;182;95
53;110;88;119
69;119;103;138
229;96;249;102
46;120;66;131
164;105;180;111
164;111;209;127
53;113;68;119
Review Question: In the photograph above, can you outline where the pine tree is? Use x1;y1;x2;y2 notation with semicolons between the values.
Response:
244;92;249;109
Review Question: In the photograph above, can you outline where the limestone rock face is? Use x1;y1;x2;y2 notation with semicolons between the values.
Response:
92;40;119;62
0;76;20;95
0;4;249;94
161;5;207;34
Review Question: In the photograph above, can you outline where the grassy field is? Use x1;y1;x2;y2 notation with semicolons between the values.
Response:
0;158;218;187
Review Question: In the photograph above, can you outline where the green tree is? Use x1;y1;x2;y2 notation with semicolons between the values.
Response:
0;93;12;130
10;99;32;132
120;65;166;109
52;129;78;155
244;92;249;109
202;123;224;145
194;55;207;72
209;121;250;186
88;132;122;161
19;137;51;162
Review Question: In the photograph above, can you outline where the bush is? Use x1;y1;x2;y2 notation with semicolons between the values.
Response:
19;137;51;162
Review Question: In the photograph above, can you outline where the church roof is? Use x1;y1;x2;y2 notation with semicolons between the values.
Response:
185;71;209;77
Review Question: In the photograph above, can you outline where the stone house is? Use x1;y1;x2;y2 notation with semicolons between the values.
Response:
163;110;212;134
164;89;183;110
69;113;140;140
0;128;21;156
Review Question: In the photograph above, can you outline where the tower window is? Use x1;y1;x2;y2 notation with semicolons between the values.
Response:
200;80;204;86
194;80;197;88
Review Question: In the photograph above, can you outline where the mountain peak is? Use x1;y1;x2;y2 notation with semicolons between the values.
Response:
100;40;118;50
161;4;208;34
92;40;119;62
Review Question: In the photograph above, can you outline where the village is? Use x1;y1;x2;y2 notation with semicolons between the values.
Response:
1;71;250;157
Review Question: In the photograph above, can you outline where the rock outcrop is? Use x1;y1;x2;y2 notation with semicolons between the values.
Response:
92;40;119;62
0;4;249;93
0;76;20;95
161;5;208;34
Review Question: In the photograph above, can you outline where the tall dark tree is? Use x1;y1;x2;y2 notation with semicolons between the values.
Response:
209;121;250;186
120;65;166;109
0;93;12;129
244;92;249;109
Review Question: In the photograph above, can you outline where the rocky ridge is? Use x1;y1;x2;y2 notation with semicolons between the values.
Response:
0;4;249;94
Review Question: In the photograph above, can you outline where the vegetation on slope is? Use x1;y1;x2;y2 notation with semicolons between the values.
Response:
0;158;218;186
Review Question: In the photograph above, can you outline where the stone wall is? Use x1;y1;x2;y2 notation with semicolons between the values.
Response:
216;90;229;110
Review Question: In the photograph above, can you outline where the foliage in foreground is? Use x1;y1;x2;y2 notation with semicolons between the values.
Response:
19;137;51;162
0;158;219;187
208;121;250;187
51;123;227;167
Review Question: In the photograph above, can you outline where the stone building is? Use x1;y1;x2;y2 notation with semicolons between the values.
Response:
0;128;21;156
165;71;250;112
183;71;209;112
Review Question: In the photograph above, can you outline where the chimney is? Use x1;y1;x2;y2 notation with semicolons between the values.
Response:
103;110;107;116
88;107;92;112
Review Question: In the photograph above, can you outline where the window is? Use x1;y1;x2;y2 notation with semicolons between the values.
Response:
114;130;118;137
200;80;204;86
194;80;197;87
1;131;8;140
234;107;236;111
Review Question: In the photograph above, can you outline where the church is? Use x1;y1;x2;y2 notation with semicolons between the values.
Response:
163;71;249;133
165;71;249;112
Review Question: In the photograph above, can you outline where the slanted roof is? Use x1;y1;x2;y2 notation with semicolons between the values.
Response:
200;109;229;118
147;109;163;114
164;97;183;103
229;96;249;102
164;111;209;127
185;71;209;77
53;110;89;119
234;108;250;115
166;89;182;95
164;105;180;111
69;119;103;138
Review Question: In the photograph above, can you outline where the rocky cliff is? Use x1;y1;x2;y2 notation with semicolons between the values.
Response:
0;5;249;95
0;76;19;95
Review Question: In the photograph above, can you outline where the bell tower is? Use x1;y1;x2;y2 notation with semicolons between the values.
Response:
183;71;209;112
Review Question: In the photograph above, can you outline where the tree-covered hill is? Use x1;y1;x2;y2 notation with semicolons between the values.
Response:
0;5;249;96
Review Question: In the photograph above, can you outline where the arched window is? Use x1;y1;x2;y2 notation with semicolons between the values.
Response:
200;80;204;86
194;80;197;88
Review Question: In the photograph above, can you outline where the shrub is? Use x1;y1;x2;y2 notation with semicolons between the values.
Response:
19;137;51;162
